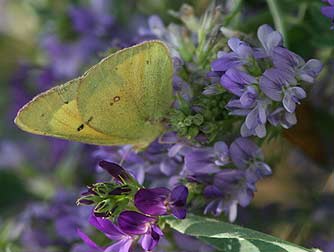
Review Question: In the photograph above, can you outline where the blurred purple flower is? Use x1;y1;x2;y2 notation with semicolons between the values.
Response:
268;107;297;128
134;185;188;219
310;236;334;252
230;137;272;181
20;190;90;250
321;0;334;29
184;141;230;174
41;36;103;80
173;231;215;252
69;0;114;37
204;169;256;222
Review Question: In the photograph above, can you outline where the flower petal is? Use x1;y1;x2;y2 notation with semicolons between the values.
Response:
77;229;103;251
134;188;170;216
257;24;283;54
118;211;156;235
104;238;133;252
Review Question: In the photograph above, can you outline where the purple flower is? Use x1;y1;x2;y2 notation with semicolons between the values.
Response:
259;68;297;102
298;59;323;83
240;99;269;138
41;36;101;79
184;142;230;174
134;185;188;219
118;211;163;251
204;169;256;222
255;24;283;58
321;0;334;29
310;236;334;252
211;38;253;72
69;0;114;36
272;48;323;83
282;86;306;113
229;137;272;181
220;68;257;96
78;214;134;252
268;107;297;128
259;67;306;113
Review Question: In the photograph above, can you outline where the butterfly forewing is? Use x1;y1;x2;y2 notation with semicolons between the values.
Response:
76;41;173;146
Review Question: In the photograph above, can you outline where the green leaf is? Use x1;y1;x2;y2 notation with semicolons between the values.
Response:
165;215;320;252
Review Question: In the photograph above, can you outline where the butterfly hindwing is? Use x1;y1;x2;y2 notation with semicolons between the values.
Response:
14;79;133;145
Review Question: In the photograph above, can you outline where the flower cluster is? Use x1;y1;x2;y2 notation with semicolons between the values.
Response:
182;137;271;222
78;160;188;252
211;24;322;138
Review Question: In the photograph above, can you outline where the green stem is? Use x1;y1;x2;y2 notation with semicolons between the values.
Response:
223;0;243;26
266;0;289;47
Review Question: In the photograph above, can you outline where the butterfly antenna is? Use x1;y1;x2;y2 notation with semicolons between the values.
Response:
119;146;132;166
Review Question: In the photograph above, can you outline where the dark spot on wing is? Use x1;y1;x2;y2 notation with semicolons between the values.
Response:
115;67;118;71
41;113;45;117
110;96;121;106
146;60;150;64
87;116;93;123
77;124;84;131
64;101;69;104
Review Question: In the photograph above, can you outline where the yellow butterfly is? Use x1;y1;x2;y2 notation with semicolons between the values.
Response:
14;41;173;149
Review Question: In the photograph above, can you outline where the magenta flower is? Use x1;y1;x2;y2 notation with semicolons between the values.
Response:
134;185;188;219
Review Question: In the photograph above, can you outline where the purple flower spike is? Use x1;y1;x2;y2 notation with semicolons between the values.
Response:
134;185;188;219
99;160;132;184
